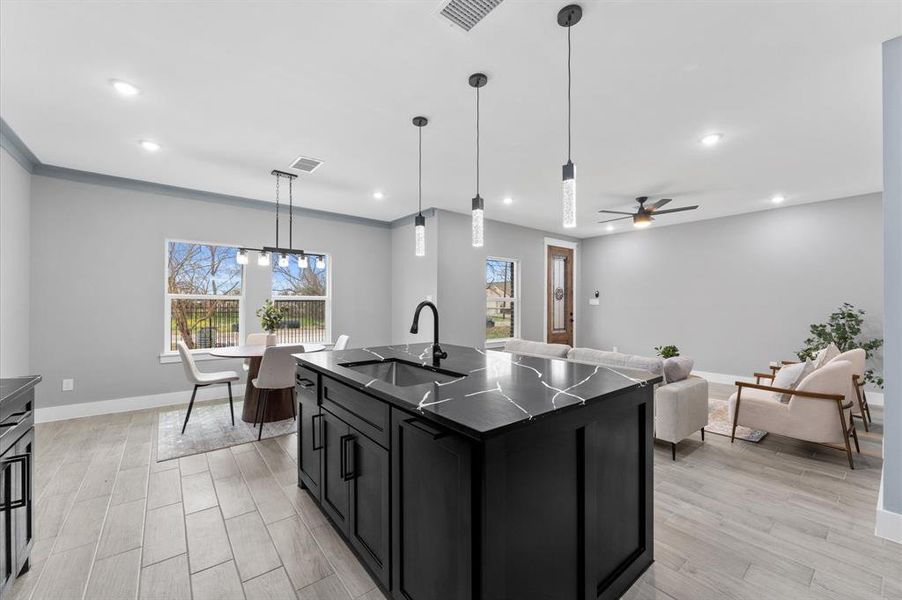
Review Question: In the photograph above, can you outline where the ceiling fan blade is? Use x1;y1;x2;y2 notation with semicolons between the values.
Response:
652;205;699;215
597;210;636;215
597;216;633;224
647;198;672;211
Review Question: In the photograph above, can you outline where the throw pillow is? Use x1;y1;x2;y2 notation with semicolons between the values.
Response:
772;359;814;403
663;356;694;383
813;343;840;370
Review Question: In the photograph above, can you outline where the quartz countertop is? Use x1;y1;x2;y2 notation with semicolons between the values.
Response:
0;375;42;406
294;343;660;439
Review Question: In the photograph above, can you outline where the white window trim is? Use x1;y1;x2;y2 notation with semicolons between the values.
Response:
485;256;520;346
271;251;333;345
162;238;246;359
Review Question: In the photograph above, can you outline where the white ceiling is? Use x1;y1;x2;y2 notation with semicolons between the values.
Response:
1;1;899;237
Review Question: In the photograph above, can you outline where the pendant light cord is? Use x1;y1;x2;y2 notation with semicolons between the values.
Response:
418;126;423;215
476;84;480;196
275;173;280;248
288;176;293;250
567;22;572;162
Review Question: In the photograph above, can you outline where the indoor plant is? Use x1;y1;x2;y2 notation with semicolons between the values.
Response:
256;299;286;346
654;345;680;359
796;302;884;388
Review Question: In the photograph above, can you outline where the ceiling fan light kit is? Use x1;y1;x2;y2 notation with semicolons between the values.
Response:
598;196;699;229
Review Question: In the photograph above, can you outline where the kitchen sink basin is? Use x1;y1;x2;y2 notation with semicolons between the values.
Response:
339;359;467;387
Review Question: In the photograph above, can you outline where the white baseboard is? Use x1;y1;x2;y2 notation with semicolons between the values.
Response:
35;384;246;423
691;370;885;406
876;470;902;544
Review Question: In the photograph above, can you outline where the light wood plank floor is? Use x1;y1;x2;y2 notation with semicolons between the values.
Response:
8;385;899;600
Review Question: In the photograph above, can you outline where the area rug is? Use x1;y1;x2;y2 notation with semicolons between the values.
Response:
157;398;296;461
704;397;768;443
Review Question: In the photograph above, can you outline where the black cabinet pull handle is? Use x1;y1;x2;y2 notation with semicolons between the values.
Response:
297;378;315;389
405;418;446;440
0;454;29;511
341;435;356;481
339;434;350;480
311;414;324;451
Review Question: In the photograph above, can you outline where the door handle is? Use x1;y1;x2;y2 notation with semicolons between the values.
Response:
0;454;29;511
340;435;356;481
405;418;446;440
311;414;324;451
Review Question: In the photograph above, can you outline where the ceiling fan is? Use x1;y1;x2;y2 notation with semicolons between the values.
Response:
598;196;699;229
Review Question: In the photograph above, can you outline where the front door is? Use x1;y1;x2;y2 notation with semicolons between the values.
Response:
546;245;574;346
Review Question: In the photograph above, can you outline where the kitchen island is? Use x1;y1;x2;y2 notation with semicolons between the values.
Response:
294;343;659;600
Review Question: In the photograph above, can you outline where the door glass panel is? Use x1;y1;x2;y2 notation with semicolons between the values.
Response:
552;256;566;331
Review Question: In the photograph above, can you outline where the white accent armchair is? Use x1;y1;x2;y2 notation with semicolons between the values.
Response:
730;360;859;468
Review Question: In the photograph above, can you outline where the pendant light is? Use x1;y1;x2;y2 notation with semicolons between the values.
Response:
236;170;325;268
558;4;582;229
469;73;488;247
413;116;428;257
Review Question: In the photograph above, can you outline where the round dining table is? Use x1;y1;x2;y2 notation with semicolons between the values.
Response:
209;343;325;423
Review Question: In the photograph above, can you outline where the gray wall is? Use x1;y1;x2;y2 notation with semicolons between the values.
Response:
882;36;901;516
0;147;31;377
29;174;392;409
579;193;884;377
435;209;579;348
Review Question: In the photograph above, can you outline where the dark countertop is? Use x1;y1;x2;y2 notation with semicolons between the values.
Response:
0;375;42;406
294;344;660;439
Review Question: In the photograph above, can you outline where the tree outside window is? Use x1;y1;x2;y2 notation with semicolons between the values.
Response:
486;258;519;341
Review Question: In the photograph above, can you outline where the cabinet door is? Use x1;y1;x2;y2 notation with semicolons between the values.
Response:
296;380;322;499
392;412;472;600
13;429;33;574
320;410;350;533
348;432;390;588
1;456;13;597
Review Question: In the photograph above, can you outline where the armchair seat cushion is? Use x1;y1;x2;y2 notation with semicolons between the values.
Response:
729;388;789;433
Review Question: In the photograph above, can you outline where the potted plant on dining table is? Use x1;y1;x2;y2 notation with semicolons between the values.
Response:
256;299;286;347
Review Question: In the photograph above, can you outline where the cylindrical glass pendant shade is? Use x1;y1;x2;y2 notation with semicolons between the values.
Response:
297;254;307;268
315;256;326;269
278;253;289;267
471;196;485;248
562;160;576;228
257;251;271;267
415;214;426;257
236;249;249;265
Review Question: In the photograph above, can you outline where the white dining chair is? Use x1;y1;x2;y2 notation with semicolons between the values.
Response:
253;344;306;440
177;341;240;434
243;332;269;372
333;334;350;351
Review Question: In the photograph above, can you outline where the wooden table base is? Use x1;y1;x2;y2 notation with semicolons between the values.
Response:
240;357;296;423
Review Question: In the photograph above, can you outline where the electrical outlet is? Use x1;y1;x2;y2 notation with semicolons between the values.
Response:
62;378;75;391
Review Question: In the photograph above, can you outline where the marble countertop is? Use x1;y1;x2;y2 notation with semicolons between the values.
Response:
294;343;660;439
0;375;42;406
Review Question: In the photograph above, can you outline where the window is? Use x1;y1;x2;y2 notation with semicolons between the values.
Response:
272;254;330;344
486;257;519;341
165;241;243;352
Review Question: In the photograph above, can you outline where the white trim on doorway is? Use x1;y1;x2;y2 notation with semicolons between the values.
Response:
543;238;579;345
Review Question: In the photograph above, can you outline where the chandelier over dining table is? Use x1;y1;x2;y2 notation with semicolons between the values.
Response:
235;169;324;269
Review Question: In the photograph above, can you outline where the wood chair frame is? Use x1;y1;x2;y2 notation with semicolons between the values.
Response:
731;380;858;469
765;362;873;431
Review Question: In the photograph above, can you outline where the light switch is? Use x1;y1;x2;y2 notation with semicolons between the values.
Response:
62;378;74;391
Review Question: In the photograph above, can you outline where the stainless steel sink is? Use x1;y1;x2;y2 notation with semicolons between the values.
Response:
339;359;467;387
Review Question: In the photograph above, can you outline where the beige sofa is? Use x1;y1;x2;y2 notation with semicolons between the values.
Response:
502;340;709;460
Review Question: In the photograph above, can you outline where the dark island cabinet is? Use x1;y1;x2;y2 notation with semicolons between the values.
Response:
391;412;472;600
1;376;39;600
296;368;322;499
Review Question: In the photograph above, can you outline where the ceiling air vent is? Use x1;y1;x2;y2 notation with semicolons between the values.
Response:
438;0;504;32
289;155;323;173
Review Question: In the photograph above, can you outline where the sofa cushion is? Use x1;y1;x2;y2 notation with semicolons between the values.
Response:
567;348;664;376
772;359;814;403
813;343;840;370
503;339;571;359
663;356;694;383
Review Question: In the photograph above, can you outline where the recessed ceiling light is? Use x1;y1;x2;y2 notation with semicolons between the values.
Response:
606;224;615;232
503;197;513;205
700;133;723;147
139;140;160;152
111;80;139;96
372;191;384;200
771;194;785;204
